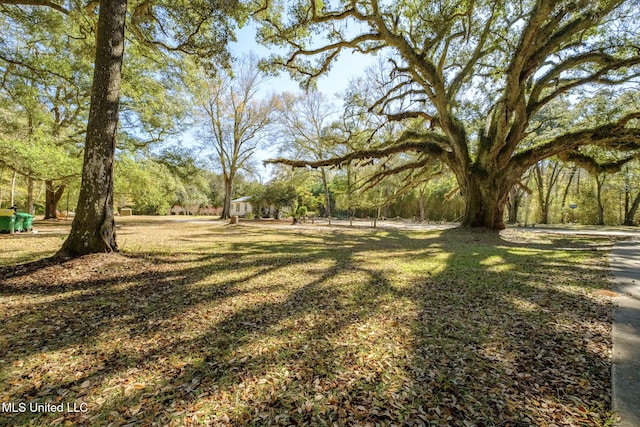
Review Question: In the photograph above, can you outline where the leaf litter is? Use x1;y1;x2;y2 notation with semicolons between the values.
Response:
0;218;616;426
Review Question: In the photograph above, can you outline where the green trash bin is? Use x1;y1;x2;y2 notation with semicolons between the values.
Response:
16;212;34;231
13;214;25;232
0;214;15;233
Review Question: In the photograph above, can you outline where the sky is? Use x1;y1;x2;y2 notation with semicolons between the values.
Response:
230;22;376;102
220;22;377;181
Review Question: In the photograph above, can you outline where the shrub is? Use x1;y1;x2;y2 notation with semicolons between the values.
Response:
295;206;308;219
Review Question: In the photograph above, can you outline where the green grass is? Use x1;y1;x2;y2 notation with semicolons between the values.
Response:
0;218;616;426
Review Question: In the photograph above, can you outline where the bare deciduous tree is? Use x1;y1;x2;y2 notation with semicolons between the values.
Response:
274;91;338;218
197;55;275;219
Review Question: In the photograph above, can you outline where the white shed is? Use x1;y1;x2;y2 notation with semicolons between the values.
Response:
230;196;253;217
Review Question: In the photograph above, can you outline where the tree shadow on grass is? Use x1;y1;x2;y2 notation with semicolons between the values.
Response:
0;226;616;426
0;257;62;280
1;228;391;425
397;229;614;425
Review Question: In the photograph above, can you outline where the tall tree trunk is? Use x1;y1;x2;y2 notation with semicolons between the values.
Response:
463;191;507;229
10;170;17;207
44;180;66;219
58;0;127;257
533;162;562;224
0;168;4;208
320;167;331;218
560;167;577;223
624;183;630;222
221;174;233;219
534;165;549;224
595;174;606;226
624;191;640;226
346;166;354;222
418;187;426;222
27;176;34;214
507;186;521;224
507;174;531;224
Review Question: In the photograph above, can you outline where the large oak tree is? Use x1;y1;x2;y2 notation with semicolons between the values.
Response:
58;0;127;255
257;0;640;229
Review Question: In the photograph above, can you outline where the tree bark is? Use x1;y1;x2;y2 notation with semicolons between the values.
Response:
460;172;512;230
320;167;331;218
595;174;606;226
624;191;640;226
0;169;4;208
44;180;65;219
534;165;549;224
10;170;16;207
58;0;127;257
221;174;233;219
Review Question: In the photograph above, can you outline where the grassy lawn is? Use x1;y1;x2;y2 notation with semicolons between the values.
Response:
0;218;615;426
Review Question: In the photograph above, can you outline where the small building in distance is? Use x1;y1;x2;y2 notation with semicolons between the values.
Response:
231;196;253;217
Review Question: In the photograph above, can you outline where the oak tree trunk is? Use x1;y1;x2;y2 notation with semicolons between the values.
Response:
460;173;511;230
44;180;66;219
624;192;640;226
58;0;127;257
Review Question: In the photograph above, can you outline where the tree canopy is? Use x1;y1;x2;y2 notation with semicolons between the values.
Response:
257;0;640;229
1;0;246;255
